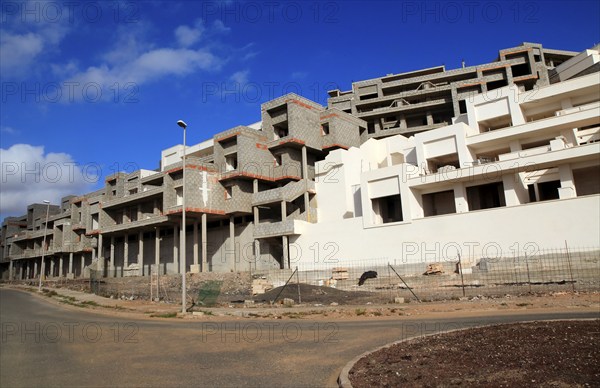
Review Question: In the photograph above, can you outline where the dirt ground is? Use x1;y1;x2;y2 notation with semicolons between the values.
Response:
253;283;386;305
5;283;599;322
349;320;600;387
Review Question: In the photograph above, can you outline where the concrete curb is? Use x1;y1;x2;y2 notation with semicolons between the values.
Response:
337;318;598;388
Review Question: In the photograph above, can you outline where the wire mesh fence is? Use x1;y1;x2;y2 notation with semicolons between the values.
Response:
80;245;599;305
284;245;600;302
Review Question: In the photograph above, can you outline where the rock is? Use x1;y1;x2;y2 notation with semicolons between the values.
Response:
283;298;295;306
394;297;405;304
330;302;339;306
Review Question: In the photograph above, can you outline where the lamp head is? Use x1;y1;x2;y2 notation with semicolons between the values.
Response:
177;120;187;129
43;200;50;204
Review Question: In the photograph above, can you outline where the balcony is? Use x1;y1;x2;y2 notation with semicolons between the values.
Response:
253;219;307;239
102;214;169;234
102;186;163;209
252;179;315;206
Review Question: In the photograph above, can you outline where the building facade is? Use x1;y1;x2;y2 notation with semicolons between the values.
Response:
2;42;599;280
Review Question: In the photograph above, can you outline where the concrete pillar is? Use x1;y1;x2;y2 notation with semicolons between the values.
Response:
34;261;38;278
124;234;129;271
201;214;207;272
281;201;287;221
173;226;179;273
230;216;236;271
191;221;200;273
558;164;577;199
399;114;407;130
137;204;142;220
155;227;160;274
453;183;469;213
18;262;23;280
509;140;522;153
253;239;260;271
282;235;289;269
301;146;308;179
304;192;310;222
426;110;434;125
50;259;55;278
98;233;103;271
25;261;30;279
8;260;13;280
59;255;64;278
81;253;85;275
68;252;74;279
138;231;144;276
109;236;115;277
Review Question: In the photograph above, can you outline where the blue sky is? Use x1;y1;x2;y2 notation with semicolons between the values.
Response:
1;0;599;220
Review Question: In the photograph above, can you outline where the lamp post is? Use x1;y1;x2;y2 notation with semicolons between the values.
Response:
38;200;51;291
177;119;187;314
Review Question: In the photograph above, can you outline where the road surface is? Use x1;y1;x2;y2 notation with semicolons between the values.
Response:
1;288;597;387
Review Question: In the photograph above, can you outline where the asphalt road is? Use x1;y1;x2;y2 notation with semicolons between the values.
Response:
1;288;598;388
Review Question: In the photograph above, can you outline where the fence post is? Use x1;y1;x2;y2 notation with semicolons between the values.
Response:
388;264;421;302
457;254;466;297
272;268;298;304
564;241;576;292
296;266;302;304
524;253;532;293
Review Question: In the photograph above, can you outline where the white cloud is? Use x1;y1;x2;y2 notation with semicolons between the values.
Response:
0;8;70;77
0;31;44;76
0;144;95;217
212;20;231;34
230;70;249;84
175;19;205;47
0;126;19;134
60;19;226;102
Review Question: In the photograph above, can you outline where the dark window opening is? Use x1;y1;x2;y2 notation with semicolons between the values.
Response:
573;166;600;196
359;93;378;100
372;195;403;224
367;121;375;134
423;190;456;217
538;180;561;201
528;184;537;202
534;54;541;62
459;100;467;114
487;79;508;91
274;123;289;139
225;155;238;171
466;182;506;211
511;63;531;77
321;123;330;135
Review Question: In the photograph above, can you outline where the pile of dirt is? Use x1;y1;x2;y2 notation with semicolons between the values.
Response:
349;320;600;387
253;283;384;305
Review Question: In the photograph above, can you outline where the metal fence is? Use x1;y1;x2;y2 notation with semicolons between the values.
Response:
82;246;599;305
281;245;600;302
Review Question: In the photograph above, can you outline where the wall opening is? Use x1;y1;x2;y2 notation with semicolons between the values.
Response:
372;195;402;224
574;166;600;195
538;180;561;201
423;190;456;217
225;155;238;171
466;182;506;210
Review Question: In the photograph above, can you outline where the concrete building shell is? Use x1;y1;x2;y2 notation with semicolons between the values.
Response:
1;42;598;280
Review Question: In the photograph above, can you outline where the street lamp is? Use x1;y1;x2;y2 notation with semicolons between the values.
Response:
177;119;187;314
38;200;51;291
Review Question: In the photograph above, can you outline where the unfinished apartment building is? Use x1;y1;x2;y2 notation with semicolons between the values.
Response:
1;93;366;280
327;42;579;141
1;42;592;280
